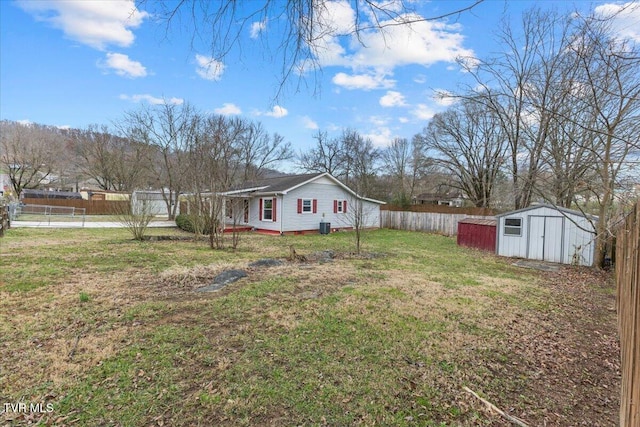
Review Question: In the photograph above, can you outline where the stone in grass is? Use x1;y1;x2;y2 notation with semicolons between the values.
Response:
196;269;248;292
311;250;336;263
248;258;285;268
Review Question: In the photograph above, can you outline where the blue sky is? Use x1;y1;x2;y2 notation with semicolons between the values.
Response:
1;0;639;171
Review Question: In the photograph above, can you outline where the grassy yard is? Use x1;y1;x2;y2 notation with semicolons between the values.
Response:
0;228;619;426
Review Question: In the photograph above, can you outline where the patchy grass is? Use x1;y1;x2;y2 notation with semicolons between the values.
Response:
0;228;618;426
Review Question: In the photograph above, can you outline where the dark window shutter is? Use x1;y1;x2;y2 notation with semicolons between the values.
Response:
272;197;277;222
343;200;347;213
313;199;318;214
333;200;338;213
259;198;263;221
297;198;302;214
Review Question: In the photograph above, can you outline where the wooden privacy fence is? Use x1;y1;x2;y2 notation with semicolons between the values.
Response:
616;200;640;427
21;198;129;215
381;210;494;236
382;204;494;216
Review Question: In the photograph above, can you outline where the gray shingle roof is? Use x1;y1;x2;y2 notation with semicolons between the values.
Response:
228;173;324;194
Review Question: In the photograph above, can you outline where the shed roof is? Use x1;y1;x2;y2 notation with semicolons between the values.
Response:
495;203;598;221
458;218;497;226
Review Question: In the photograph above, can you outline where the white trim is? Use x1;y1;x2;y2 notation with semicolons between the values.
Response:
221;186;268;196
301;198;313;213
262;197;273;221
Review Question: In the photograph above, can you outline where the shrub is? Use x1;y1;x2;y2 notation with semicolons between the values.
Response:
175;214;212;235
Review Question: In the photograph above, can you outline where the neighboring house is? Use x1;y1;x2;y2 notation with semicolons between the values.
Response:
221;172;385;234
413;192;464;207
496;204;598;266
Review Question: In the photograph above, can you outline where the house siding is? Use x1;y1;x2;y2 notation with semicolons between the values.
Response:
250;196;282;232
281;183;380;232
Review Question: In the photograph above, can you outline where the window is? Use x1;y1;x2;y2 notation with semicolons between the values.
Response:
297;198;317;214
504;217;522;236
334;200;347;213
262;198;273;221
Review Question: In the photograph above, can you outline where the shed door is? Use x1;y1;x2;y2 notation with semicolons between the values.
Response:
528;216;564;263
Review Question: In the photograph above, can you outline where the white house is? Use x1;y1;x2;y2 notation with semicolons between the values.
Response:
221;173;385;234
496;204;598;266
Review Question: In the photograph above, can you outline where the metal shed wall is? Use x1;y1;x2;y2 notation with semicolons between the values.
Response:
457;219;497;252
496;205;597;266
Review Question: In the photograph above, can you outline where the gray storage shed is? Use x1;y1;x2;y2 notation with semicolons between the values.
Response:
496;204;598;266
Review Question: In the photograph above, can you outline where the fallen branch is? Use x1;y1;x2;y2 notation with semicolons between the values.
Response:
463;386;530;427
67;334;82;361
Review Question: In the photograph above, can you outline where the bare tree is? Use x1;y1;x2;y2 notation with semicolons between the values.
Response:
459;5;640;266
341;130;380;253
118;102;198;219
382;136;432;206
237;121;293;182
297;130;346;177
186;114;291;249
421;99;506;208
142;1;483;96
566;12;640;267
112;194;155;241
461;8;573;209
70;125;149;192
0;121;61;198
340;129;379;196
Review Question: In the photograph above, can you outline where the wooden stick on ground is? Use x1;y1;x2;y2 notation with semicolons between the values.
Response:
67;334;81;361
463;386;530;427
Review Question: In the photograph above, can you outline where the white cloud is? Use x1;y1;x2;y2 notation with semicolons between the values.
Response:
594;2;640;42
119;94;184;105
411;104;436;120
379;91;407;107
195;54;225;81
214;103;242;115
398;117;409;124
255;105;289;118
363;127;394;148
264;105;288;118
302;116;319;129
250;20;267;39
100;52;147;78
413;74;427;84
310;0;355;65
17;119;33;126
369;115;389;126
310;6;476;74
332;72;395;90
56;125;71;130
17;0;148;50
